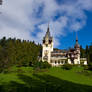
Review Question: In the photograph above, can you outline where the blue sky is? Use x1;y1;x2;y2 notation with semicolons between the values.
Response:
0;0;92;49
60;11;92;49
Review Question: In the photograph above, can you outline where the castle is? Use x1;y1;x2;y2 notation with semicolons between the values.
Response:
42;25;87;66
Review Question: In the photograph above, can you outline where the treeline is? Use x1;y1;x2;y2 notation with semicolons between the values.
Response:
0;37;42;72
80;44;92;63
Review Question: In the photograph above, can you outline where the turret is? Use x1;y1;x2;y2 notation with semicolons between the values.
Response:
74;33;80;64
75;34;80;49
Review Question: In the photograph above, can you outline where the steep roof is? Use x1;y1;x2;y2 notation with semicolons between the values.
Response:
43;25;53;41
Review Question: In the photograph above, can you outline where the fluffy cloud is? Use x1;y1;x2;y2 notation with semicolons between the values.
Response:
0;0;92;47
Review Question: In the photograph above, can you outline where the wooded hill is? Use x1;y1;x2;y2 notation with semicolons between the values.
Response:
80;44;92;63
0;37;42;72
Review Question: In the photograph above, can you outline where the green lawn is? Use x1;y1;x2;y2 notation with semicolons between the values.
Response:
0;66;92;92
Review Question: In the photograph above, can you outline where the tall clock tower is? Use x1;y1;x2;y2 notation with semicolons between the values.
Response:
42;25;53;63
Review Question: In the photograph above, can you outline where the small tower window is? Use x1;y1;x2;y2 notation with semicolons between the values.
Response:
43;40;45;43
49;40;52;44
46;44;48;47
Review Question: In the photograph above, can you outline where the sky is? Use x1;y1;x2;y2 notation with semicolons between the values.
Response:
0;0;92;49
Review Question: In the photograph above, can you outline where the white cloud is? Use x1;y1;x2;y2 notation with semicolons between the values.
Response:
0;0;92;47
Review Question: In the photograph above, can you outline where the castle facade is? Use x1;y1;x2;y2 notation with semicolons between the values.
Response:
42;26;87;66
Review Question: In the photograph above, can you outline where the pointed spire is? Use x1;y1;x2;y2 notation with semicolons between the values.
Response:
47;22;50;33
75;32;80;48
76;32;78;42
45;23;50;38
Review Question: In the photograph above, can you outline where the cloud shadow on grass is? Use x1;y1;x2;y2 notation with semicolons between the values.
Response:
0;73;92;92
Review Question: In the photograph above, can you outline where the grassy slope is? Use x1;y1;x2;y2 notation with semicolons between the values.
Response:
0;66;92;92
47;67;92;86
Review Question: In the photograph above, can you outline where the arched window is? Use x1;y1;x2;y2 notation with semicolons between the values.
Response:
61;61;63;64
55;61;57;64
58;61;60;64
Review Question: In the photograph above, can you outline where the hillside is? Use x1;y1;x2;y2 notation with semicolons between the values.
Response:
0;67;92;92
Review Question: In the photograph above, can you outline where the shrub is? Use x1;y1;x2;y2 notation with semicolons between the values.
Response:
87;63;92;71
84;65;89;70
62;64;72;70
42;61;51;69
33;61;51;70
